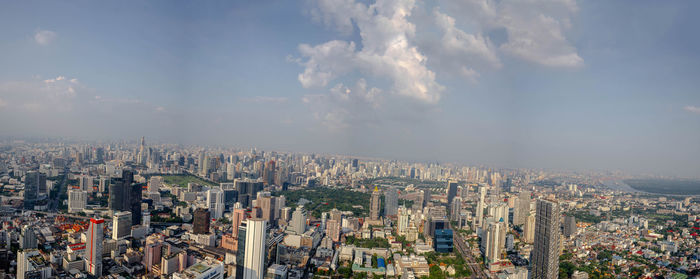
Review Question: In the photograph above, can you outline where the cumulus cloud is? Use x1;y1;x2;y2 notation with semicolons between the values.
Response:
296;0;584;130
433;10;501;71
34;30;57;45
443;0;583;68
684;106;700;114
298;0;444;105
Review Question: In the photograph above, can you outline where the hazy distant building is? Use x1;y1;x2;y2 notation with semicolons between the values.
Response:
384;187;399;216
563;215;576;238
514;191;531;226
476;186;486;227
193;208;211;234
532;199;561;279
446;181;458;206
369;186;381;220
148;176;163;193
235;179;263;208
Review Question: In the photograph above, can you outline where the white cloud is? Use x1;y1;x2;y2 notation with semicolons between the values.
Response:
684;106;700;114
297;0;444;105
433;10;501;70
34;30;57;45
441;0;583;68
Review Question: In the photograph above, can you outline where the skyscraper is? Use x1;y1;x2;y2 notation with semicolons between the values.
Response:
532;199;561;279
476;186;486;228
482;221;506;265
23;171;44;210
85;218;104;277
446;180;458;206
450;197;462;221
130;180;143;226
19;226;36;250
524;213;536;243
235;178;264;208
563;215;576;238
262;160;276;186
148;176;163;193
384;187;399;216
193;208;211;234
514;191;531;226
207;188;225;219
290;206;306;234
369;186;381;220
231;207;247;238
326;219;341;242
243;218;267;279
112;211;132;240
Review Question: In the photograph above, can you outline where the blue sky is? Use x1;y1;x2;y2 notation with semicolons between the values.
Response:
1;0;699;177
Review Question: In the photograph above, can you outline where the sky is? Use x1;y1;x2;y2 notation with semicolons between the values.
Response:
0;0;699;177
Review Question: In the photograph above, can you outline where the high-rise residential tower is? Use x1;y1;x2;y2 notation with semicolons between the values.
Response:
446;181;458;206
532;199;561;279
384;187;399;216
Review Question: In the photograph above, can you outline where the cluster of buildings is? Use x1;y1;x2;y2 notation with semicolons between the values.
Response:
0;139;697;279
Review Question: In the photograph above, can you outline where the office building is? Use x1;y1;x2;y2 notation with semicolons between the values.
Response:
446;181;458;206
531;199;561;279
235;179;264;208
112;211;132;240
369;186;381;220
68;189;88;213
20;226;37;250
290;206;306;234
207;188;225;220
243;218;267;279
24;171;45;209
434;229;453;253
384;187;399;216
85;218;104;277
193;208;211;234
563;215;576;238
149;176;163;193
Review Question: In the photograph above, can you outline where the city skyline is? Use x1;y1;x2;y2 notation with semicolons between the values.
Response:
1;1;700;178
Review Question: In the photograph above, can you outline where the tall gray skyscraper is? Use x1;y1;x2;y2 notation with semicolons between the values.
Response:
532;199;561;279
23;171;45;209
563;215;576;238
446;181;458;206
19;226;36;250
476;186;486;228
384;187;399;216
514;191;531;226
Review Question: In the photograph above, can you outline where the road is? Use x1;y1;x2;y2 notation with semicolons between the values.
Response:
450;223;490;278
